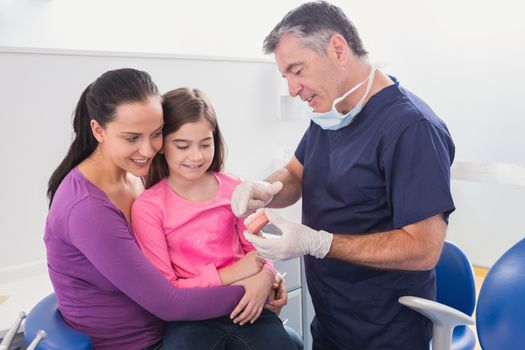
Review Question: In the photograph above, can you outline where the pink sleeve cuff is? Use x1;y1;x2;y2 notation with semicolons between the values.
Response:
199;263;223;287
262;260;276;277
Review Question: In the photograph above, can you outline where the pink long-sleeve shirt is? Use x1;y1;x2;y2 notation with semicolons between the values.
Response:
131;172;274;288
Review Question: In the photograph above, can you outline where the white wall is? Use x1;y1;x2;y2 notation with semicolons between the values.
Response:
0;50;310;272
1;0;524;271
0;0;305;59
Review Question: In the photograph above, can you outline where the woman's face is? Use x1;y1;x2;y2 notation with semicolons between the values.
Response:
95;96;164;177
163;118;215;183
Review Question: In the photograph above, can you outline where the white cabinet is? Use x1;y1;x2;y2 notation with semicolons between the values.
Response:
273;258;301;291
279;289;302;335
273;257;314;348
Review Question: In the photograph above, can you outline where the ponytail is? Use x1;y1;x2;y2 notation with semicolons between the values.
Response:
47;85;97;205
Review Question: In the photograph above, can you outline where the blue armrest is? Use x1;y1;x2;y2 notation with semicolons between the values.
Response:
23;293;92;350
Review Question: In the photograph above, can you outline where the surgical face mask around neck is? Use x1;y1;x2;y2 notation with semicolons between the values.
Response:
308;66;376;130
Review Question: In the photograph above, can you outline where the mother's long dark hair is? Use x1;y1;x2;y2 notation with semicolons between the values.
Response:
47;68;159;205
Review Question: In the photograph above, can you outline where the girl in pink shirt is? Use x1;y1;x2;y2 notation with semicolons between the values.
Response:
131;88;299;349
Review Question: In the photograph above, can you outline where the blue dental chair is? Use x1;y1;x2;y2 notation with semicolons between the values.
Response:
22;293;302;350
399;241;476;350
475;237;525;349
23;293;92;350
401;237;525;350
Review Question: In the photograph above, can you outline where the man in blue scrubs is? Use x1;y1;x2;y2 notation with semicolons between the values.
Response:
232;1;455;349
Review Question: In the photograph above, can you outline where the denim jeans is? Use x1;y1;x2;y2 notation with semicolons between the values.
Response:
160;309;301;350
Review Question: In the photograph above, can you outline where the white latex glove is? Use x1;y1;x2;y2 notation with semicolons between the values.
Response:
243;209;333;261
231;180;283;217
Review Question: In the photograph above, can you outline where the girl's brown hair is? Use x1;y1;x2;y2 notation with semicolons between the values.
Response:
147;88;225;188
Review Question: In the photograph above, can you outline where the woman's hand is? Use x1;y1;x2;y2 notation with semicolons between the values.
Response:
230;269;274;325
218;251;264;285
264;273;288;316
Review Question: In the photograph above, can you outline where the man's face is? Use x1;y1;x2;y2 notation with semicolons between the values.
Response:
274;34;343;113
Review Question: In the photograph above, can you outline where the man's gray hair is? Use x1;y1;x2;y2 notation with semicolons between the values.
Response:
263;1;367;57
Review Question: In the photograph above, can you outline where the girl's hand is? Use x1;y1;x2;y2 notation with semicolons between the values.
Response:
230;269;274;325
265;273;288;316
233;251;265;279
218;252;264;285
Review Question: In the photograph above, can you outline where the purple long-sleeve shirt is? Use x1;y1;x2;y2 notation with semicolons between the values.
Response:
44;167;244;350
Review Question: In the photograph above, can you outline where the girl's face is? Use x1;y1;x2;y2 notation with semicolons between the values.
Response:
163;118;215;182
93;96;164;177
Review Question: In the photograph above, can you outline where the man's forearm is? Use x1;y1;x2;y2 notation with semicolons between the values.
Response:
326;214;447;271
265;167;302;208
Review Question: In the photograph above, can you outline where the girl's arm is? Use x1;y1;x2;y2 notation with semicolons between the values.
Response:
69;198;243;320
234;211;285;320
218;252;265;285
236;215;277;276
131;198;263;287
131;199;224;288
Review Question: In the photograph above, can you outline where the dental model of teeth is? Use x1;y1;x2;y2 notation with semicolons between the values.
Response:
246;212;269;236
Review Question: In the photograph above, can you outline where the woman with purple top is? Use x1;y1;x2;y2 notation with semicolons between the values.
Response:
44;68;253;350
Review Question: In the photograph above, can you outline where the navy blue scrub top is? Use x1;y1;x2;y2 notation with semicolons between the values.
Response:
296;80;455;349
